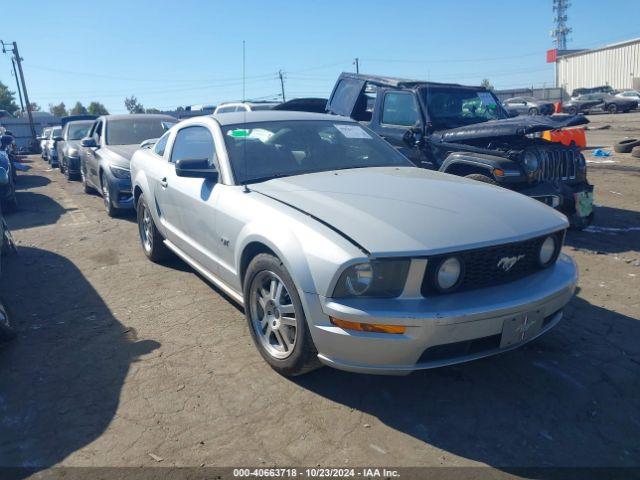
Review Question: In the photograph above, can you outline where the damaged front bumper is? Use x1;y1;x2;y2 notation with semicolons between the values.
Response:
514;181;594;229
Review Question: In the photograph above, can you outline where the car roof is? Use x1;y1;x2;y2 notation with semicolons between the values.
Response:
209;110;353;126
99;114;177;121
337;71;482;90
66;119;95;126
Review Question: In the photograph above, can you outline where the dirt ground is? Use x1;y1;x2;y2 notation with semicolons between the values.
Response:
0;112;639;478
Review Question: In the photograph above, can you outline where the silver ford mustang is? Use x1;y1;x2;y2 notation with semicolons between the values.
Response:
130;111;577;376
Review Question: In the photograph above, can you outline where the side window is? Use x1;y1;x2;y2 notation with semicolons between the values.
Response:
153;131;170;157
382;92;420;127
93;121;103;142
170;126;216;166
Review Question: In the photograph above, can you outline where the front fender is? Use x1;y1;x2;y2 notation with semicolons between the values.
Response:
440;152;526;183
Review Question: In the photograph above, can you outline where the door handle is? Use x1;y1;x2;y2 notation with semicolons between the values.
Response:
160;177;168;188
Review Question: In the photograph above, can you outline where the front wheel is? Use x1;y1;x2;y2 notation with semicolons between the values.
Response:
136;195;169;262
465;173;499;186
81;161;94;193
608;104;618;114
244;254;321;376
566;106;578;115
528;107;539;116
101;172;119;217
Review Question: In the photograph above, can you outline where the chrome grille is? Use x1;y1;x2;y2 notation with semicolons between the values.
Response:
536;148;579;182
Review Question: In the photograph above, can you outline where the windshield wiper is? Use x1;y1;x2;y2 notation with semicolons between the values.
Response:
243;172;295;185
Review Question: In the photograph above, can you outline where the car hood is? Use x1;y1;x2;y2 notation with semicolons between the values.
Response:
433;115;589;143
65;140;82;150
103;144;139;168
250;167;568;256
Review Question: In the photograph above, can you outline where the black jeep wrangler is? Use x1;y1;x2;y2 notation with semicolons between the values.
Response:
322;73;594;228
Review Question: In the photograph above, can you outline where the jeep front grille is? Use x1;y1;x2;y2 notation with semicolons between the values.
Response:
536;148;579;182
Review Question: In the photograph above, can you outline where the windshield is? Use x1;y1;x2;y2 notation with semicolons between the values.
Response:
51;127;62;138
420;87;507;130
222;120;412;184
67;123;92;140
106;118;173;145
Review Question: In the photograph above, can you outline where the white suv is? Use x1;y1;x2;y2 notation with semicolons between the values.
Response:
213;101;280;114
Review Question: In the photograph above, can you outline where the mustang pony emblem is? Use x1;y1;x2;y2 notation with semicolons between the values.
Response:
497;254;525;272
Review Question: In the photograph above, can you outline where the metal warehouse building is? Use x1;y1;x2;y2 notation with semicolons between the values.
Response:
555;38;640;96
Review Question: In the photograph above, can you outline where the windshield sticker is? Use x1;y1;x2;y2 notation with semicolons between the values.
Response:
478;92;497;106
334;124;372;139
229;129;250;138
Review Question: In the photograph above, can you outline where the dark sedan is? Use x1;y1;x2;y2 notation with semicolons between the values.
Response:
80;114;176;216
564;93;638;115
57;120;94;180
502;96;555;116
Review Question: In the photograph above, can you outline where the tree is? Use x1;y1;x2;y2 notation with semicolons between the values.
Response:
28;102;41;112
70;101;88;115
480;78;494;91
124;95;144;114
0;81;19;113
49;102;68;117
145;108;161;114
87;101;109;115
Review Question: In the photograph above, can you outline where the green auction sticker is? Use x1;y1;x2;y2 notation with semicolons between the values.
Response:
230;129;250;138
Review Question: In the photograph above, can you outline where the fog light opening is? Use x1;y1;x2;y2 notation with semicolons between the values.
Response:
330;317;406;334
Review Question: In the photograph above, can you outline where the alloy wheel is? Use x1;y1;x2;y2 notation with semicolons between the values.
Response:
249;271;298;359
139;204;153;253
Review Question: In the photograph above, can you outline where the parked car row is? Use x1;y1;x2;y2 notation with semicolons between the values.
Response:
40;97;579;377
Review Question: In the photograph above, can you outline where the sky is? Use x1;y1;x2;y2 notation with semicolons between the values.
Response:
2;0;639;114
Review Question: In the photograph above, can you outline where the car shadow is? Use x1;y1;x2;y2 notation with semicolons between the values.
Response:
15;174;50;190
0;247;159;476
3;192;68;230
565;205;640;254
293;293;640;474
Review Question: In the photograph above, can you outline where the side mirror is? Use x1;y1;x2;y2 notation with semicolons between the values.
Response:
402;126;423;148
81;137;97;148
139;138;158;149
0;167;9;186
175;158;218;180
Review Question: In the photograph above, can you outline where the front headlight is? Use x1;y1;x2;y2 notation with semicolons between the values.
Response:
333;259;411;298
109;165;131;179
522;150;539;172
66;147;79;157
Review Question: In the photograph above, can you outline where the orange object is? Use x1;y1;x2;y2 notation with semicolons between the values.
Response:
330;317;406;334
542;127;586;148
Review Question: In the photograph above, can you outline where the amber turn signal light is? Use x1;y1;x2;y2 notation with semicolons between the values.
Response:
330;317;406;334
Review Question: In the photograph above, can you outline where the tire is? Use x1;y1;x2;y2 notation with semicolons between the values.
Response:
613;138;640;153
528;107;539;116
607;104;618;114
243;253;321;376
81;161;95;194
136;195;169;262
566;106;578;116
465;173;499;186
0;302;15;342
100;171;119;217
59;158;66;174
631;146;640;158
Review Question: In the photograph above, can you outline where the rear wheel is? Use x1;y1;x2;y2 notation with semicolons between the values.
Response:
244;253;321;376
136;195;169;262
528;107;539;116
607;103;618;114
566;106;578;115
465;173;499;186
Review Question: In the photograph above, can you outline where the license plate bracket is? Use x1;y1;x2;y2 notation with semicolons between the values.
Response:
500;312;544;348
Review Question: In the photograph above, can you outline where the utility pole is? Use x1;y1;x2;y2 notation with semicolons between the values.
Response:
551;0;571;50
242;40;246;102
278;70;286;102
11;57;25;112
354;57;360;74
1;41;36;144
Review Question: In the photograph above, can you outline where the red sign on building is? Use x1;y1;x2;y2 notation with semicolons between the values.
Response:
546;49;558;63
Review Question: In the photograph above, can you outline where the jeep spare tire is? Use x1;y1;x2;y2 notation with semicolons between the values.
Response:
614;138;640;153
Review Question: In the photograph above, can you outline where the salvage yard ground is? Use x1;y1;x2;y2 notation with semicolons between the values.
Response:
0;112;639;476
